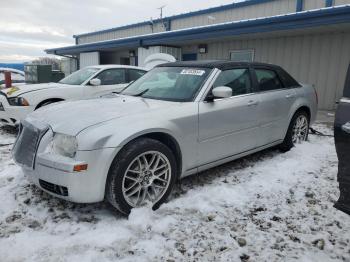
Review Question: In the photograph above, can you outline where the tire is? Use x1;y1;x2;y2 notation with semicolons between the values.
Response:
106;138;177;215
279;110;309;152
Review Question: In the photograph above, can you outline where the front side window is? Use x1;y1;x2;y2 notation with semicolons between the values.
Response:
255;69;284;92
94;69;126;85
122;67;211;102
213;68;251;96
129;69;146;82
59;67;99;85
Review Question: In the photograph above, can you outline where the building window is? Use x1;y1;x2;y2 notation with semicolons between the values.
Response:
230;50;254;62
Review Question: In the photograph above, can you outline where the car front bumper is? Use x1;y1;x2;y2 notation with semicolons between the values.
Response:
0;96;35;126
22;147;118;203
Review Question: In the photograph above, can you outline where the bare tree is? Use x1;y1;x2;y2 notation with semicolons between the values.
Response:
29;57;61;70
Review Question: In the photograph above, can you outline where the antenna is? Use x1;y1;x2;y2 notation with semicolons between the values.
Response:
158;5;166;19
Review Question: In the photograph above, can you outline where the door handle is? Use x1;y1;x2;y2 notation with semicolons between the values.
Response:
247;100;259;107
285;94;294;99
342;122;350;134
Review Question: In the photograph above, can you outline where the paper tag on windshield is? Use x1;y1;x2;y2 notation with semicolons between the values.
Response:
180;69;205;76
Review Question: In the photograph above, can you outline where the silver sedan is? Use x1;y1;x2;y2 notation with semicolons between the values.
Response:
12;61;318;215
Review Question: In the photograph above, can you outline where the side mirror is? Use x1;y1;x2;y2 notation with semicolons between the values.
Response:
89;78;101;86
211;86;232;99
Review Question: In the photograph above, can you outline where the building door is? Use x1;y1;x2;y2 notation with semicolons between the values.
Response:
182;53;197;61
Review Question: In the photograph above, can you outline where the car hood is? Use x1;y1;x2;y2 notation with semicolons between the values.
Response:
1;82;70;97
26;95;177;136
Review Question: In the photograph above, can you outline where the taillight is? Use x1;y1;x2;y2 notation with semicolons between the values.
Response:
314;87;318;105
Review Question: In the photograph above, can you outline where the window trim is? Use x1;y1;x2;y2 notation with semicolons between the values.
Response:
204;67;254;101
92;68;127;85
229;49;255;62
251;67;287;93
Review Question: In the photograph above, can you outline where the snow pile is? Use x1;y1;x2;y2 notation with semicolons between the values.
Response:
0;124;349;261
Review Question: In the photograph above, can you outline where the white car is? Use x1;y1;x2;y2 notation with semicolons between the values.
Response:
0;65;147;126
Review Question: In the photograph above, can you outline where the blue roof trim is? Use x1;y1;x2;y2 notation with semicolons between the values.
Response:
73;0;275;38
47;6;350;55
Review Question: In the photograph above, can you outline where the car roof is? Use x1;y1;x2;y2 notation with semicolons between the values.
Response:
156;60;281;71
86;65;148;71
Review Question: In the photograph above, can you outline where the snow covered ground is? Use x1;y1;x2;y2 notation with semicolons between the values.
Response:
0;124;349;261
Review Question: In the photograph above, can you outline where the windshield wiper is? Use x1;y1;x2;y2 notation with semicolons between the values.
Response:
132;89;149;97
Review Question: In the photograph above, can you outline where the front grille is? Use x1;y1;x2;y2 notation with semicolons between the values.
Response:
12;120;49;169
39;179;69;196
0;102;4;111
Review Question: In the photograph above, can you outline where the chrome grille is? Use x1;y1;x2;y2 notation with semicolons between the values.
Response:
12;120;49;169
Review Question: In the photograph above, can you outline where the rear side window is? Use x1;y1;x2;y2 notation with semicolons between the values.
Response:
255;69;284;92
213;68;251;96
95;69;126;85
129;69;146;82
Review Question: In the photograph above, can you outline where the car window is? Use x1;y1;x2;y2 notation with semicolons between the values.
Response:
213;68;251;96
59;67;99;85
94;69;126;85
129;69;146;82
122;67;211;102
255;69;284;92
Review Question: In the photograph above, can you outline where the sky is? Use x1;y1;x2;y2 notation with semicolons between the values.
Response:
0;0;238;63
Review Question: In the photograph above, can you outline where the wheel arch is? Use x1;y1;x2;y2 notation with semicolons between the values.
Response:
35;98;65;110
108;130;183;179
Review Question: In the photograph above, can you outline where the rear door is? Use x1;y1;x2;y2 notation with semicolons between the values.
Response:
252;67;297;147
334;64;350;215
198;67;260;166
85;68;128;97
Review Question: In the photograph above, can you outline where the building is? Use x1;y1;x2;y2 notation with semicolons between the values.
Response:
46;0;350;110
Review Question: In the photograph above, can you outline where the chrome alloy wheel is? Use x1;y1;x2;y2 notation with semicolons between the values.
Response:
122;151;172;207
292;115;308;144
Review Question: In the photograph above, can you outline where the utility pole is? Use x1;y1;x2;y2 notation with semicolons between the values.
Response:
158;5;166;19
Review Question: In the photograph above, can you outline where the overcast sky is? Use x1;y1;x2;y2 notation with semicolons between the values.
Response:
0;0;238;63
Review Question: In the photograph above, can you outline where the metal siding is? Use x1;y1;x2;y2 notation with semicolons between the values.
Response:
187;31;350;110
79;52;100;68
303;0;326;10
335;0;350;5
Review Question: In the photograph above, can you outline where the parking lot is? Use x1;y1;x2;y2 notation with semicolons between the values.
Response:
0;121;349;262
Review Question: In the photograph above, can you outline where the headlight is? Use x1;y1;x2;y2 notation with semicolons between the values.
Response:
8;97;30;106
46;133;78;158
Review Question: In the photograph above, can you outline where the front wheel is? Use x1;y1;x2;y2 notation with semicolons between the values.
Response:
106;138;177;215
279;111;309;152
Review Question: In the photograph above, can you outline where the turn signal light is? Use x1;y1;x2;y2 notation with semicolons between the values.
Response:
73;164;88;172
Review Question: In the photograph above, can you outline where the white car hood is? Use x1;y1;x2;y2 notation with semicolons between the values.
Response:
26;95;176;136
1;82;69;97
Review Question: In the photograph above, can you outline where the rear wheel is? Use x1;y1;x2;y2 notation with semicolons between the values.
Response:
279;111;309;152
106;138;177;215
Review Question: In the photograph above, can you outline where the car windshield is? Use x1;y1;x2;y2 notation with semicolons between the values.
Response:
59;67;99;85
121;67;211;102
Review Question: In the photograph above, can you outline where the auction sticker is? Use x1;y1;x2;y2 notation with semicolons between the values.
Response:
180;69;205;76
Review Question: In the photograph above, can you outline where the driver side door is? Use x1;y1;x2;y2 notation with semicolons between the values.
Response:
198;68;260;166
85;68;128;97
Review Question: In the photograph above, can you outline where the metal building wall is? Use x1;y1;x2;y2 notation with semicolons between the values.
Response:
191;31;350;110
335;0;350;5
77;23;166;45
171;0;296;30
303;0;328;10
79;52;100;68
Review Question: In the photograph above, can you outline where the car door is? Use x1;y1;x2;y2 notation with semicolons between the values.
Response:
85;68;128;97
198;67;260;166
334;64;350;215
252;67;297;147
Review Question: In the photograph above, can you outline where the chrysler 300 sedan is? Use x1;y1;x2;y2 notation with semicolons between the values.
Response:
12;61;318;214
